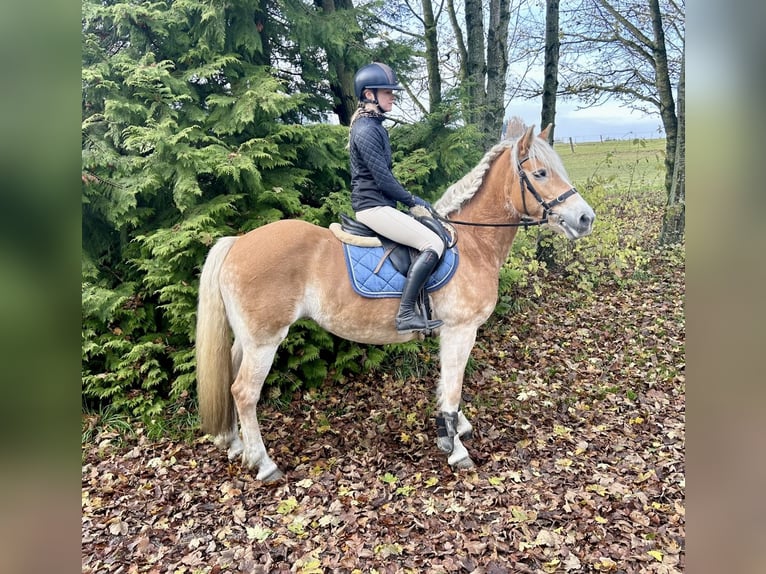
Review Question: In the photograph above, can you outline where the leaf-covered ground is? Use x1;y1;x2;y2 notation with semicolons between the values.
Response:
82;244;685;574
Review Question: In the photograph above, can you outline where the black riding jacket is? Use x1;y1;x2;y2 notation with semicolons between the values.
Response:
349;115;416;212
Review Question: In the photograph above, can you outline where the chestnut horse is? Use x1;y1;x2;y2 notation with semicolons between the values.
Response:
195;125;595;481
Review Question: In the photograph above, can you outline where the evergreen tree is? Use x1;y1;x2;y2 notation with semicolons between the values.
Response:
82;0;351;416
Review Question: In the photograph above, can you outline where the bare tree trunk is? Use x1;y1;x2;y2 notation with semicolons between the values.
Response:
648;0;678;196
446;0;468;84
316;0;359;126
464;0;487;129
258;0;272;64
422;0;443;111
327;61;356;127
536;0;561;264
485;0;511;143
463;0;512;148
540;0;560;145
661;47;685;244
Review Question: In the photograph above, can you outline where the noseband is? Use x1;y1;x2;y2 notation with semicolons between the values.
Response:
436;155;579;228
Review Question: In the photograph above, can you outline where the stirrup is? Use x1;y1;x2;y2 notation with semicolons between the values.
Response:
396;320;443;334
395;312;443;333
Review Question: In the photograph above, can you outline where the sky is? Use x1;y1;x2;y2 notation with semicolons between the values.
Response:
504;99;665;143
384;95;665;145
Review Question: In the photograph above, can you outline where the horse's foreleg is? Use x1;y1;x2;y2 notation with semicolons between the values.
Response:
436;327;479;469
456;410;473;440
230;341;284;482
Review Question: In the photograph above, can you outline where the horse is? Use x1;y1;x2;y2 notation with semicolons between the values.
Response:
195;125;595;482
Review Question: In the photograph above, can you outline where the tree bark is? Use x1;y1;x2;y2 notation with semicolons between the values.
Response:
464;0;487;129
315;0;359;126
540;0;560;145
463;0;511;148
446;0;468;84
535;1;561;263
422;0;443;111
485;0;511;143
647;0;678;196
660;45;684;244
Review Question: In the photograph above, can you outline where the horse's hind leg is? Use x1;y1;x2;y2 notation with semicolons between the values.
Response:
212;416;243;460
211;340;244;459
230;337;285;482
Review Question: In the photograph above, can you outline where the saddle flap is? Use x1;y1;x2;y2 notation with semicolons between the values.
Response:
340;214;377;237
416;214;456;250
339;214;410;274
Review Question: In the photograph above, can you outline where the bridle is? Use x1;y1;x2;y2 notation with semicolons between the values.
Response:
434;156;579;228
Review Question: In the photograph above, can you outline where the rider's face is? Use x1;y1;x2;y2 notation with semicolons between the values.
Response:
372;89;396;112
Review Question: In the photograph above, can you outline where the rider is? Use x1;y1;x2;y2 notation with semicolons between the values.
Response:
349;62;445;333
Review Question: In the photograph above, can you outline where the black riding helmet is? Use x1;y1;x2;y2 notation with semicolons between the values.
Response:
353;62;403;103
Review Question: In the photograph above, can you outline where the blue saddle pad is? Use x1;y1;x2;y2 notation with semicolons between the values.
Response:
342;244;459;298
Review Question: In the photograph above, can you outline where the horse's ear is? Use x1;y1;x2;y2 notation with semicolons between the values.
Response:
518;125;536;157
539;123;553;141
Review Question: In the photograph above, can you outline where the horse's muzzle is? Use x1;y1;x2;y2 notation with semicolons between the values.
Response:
553;203;596;239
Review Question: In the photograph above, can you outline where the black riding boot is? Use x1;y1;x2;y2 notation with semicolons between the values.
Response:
395;249;444;333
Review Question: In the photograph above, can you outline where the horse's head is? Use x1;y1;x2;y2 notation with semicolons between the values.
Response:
512;125;595;240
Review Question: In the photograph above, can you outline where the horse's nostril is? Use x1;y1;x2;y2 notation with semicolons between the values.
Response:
580;212;594;228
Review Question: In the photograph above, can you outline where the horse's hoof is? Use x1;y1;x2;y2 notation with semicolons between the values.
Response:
451;457;476;471
259;467;285;483
227;443;244;460
436;436;454;453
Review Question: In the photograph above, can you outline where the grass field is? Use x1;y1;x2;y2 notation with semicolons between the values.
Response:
556;137;666;192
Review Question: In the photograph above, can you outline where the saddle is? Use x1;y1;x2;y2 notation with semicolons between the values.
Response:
330;208;459;308
335;209;456;276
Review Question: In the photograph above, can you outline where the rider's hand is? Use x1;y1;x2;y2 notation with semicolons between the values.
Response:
412;196;433;211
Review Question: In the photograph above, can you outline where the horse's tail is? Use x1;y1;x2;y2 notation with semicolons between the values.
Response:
195;236;237;436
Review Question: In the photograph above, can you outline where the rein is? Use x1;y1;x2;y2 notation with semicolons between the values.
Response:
434;214;545;228
435;156;578;229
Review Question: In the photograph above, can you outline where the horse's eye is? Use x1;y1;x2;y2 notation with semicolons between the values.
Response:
533;169;547;179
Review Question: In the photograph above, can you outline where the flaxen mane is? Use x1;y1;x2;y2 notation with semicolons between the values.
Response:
434;135;570;216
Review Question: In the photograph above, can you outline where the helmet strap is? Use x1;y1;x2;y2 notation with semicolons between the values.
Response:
361;88;379;106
